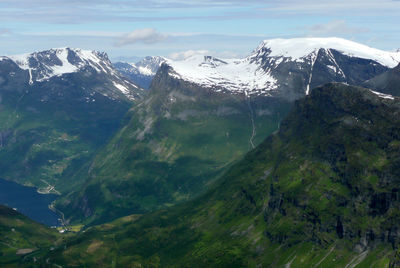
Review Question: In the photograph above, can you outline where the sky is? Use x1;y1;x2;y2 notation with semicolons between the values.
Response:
0;0;399;62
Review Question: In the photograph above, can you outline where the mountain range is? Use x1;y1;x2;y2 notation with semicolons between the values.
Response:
55;37;400;225
1;37;400;267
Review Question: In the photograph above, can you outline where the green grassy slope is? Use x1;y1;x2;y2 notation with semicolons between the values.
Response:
45;83;400;267
0;205;64;267
56;65;292;225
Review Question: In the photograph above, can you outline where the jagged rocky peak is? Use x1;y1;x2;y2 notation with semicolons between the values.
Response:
134;56;165;76
114;56;165;77
6;47;115;83
113;56;166;89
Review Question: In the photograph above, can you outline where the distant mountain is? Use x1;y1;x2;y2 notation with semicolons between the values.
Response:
113;38;400;96
3;47;142;100
111;55;143;63
46;83;400;267
363;63;400;96
0;48;143;194
165;37;399;100
114;56;165;89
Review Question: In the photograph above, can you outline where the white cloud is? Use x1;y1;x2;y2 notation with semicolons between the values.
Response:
307;20;369;36
168;50;211;60
262;0;400;16
168;49;242;60
0;29;11;36
116;28;168;46
25;30;122;37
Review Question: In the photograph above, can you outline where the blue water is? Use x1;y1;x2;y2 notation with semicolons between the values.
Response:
0;178;61;226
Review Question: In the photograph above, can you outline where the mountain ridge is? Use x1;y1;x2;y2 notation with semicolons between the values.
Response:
2;47;143;100
163;37;398;100
363;63;400;97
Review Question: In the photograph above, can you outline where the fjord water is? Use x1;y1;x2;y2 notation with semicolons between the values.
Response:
0;178;60;226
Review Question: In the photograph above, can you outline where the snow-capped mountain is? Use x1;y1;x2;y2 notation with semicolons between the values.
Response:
164;37;400;100
1;47;142;100
114;56;165;89
0;48;146;196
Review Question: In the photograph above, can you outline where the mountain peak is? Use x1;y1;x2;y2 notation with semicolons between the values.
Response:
133;55;165;76
1;47;143;100
251;37;400;68
6;47;113;84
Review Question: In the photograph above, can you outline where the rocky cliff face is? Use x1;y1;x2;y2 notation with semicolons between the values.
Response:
262;83;400;250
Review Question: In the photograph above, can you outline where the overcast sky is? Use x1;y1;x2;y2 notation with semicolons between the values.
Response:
0;0;399;61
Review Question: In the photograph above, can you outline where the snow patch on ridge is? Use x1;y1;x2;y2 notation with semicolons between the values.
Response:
47;48;79;76
306;51;318;95
130;56;165;76
112;81;130;95
166;55;278;95
137;66;154;76
370;90;395;100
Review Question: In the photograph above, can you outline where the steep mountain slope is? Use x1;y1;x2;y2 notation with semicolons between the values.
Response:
114;56;165;89
45;83;400;267
55;38;400;225
166;37;399;100
0;205;62;267
364;63;400;96
0;48;143;193
57;63;291;224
